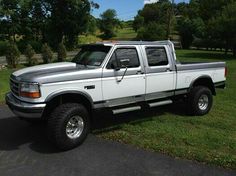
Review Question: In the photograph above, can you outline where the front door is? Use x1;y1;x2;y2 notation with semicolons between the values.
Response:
102;46;146;107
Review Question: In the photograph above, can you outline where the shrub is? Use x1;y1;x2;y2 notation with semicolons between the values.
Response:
0;41;9;56
57;43;67;62
41;43;53;63
28;40;42;53
17;40;42;54
5;42;21;68
25;44;37;66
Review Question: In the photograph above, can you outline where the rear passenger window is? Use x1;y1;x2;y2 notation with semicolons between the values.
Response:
146;47;168;66
107;48;140;69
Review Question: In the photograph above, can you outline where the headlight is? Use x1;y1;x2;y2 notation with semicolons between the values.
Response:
20;83;41;98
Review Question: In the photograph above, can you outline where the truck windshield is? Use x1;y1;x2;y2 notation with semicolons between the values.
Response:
72;45;111;67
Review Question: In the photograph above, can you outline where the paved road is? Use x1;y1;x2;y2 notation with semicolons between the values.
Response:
0;105;235;176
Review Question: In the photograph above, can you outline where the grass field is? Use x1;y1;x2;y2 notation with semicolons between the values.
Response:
113;27;137;40
0;50;235;169
78;27;137;44
0;65;25;103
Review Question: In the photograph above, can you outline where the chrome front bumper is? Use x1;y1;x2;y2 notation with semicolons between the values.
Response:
5;92;46;118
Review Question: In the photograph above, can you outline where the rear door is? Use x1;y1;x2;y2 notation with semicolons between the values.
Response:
102;45;146;107
142;45;176;100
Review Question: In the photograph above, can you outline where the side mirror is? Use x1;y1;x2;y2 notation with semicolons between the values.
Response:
120;59;130;68
111;60;120;71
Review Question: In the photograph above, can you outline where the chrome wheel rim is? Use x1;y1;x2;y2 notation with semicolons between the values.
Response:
198;94;209;111
66;116;84;139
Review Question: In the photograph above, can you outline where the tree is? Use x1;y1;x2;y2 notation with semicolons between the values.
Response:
133;1;174;40
41;43;53;63
57;42;67;62
211;2;236;55
25;44;37;66
137;22;166;41
133;14;144;32
99;9;120;39
5;42;20;68
47;0;91;49
86;15;97;35
30;0;49;42
177;18;195;49
0;0;21;41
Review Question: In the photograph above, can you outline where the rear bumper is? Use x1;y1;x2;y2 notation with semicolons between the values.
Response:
5;92;46;119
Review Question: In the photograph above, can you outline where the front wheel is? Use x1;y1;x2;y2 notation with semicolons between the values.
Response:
187;86;213;116
47;103;90;150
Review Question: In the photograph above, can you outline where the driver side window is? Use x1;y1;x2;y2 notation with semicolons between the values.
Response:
107;48;140;69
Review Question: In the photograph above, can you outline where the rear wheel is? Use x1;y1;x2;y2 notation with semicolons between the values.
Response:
47;103;90;150
187;86;213;116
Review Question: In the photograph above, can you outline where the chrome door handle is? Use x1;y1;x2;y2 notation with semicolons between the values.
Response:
166;68;172;72
136;70;144;75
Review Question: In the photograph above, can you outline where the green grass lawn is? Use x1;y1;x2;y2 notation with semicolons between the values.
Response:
0;68;21;103
0;50;235;169
113;27;137;40
77;27;137;44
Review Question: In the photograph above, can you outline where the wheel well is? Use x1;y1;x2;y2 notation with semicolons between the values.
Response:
190;77;216;95
43;93;93;119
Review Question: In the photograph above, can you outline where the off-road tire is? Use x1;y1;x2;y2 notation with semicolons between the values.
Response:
187;86;213;116
47;103;90;150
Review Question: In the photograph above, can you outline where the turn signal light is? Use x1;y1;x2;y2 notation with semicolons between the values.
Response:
20;91;41;99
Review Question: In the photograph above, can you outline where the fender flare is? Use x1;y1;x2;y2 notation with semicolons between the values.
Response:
188;75;215;95
45;90;94;108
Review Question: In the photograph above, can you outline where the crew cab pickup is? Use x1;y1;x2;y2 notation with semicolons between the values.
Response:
6;41;226;150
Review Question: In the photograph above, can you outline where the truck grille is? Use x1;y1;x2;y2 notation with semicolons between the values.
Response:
10;78;20;96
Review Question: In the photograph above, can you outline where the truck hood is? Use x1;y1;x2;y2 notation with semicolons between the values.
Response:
12;62;101;84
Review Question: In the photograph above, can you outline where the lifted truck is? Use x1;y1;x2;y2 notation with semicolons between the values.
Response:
6;41;226;150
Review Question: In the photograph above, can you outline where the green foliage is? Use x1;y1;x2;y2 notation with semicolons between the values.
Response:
86;16;97;35
210;2;236;55
0;41;8;56
0;0;21;42
5;42;20;68
48;0;91;49
137;22;166;41
41;43;53;64
57;43;67;62
99;9;120;39
177;18;195;49
25;44;37;66
17;40;42;54
176;0;236;52
133;15;144;32
0;0;92;49
133;1;173;40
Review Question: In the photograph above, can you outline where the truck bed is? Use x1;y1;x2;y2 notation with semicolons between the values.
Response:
176;61;225;71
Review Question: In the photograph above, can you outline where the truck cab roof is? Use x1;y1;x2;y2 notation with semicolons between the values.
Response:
96;40;174;46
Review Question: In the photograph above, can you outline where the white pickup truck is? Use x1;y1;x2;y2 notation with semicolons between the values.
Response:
6;41;226;150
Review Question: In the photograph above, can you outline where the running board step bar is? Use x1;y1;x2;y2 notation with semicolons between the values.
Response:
112;106;141;114
148;100;173;108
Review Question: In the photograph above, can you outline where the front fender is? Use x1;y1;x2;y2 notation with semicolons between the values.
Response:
45;89;94;108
